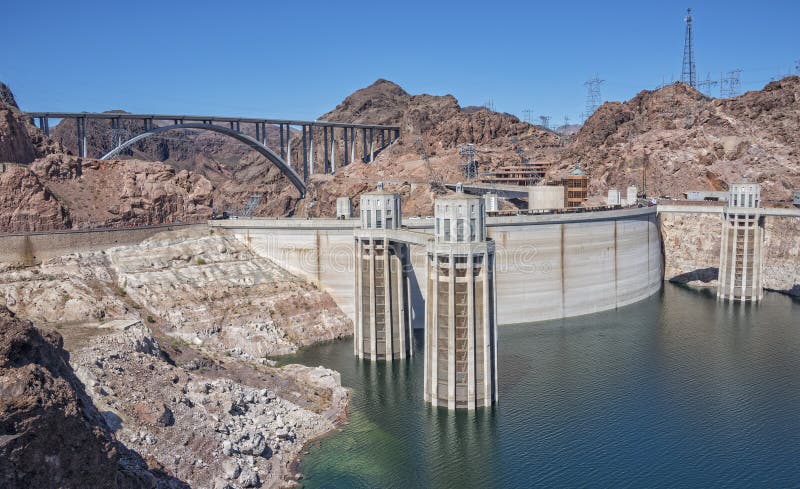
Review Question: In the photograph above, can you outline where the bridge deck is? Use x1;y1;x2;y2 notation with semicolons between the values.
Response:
23;112;400;130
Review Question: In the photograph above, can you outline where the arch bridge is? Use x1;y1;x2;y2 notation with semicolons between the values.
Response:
24;111;402;197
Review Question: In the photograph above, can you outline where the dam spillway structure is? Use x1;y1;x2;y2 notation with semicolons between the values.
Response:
718;183;765;302
424;184;498;410
353;183;412;360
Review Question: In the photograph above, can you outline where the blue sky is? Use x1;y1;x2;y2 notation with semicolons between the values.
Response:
2;0;798;124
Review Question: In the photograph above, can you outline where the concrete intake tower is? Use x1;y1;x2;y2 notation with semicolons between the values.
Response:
353;184;412;360
424;186;498;409
718;183;765;302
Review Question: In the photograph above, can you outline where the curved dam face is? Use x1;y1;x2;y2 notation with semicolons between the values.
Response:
210;206;663;326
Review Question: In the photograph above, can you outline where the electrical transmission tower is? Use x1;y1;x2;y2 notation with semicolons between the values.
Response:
681;8;696;87
538;115;551;130
458;143;477;180
241;193;263;217
415;137;443;191
522;109;534;124
697;72;718;97
720;69;742;98
583;75;604;120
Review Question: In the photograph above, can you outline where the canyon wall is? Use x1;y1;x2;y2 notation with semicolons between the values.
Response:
659;211;800;297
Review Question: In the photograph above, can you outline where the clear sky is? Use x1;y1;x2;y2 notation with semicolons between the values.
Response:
2;0;798;124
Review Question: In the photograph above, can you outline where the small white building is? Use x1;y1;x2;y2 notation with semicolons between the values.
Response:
793;190;800;207
607;189;622;206
336;197;352;219
626;186;638;206
528;186;565;210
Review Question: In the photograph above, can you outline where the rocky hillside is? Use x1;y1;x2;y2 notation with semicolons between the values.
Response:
560;77;800;203
279;79;562;217
0;227;352;487
0;88;215;233
3;76;800;229
0;307;169;488
49;112;301;218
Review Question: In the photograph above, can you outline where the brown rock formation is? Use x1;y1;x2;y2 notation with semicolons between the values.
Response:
560;77;800;202
0;306;169;488
0;165;72;232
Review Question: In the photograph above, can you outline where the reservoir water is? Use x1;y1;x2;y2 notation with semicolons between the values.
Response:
285;284;800;488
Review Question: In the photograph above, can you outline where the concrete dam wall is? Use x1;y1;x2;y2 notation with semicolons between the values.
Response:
211;207;663;326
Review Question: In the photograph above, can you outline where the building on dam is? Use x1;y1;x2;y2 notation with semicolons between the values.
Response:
718;183;765;302
353;183;412;360
424;185;498;409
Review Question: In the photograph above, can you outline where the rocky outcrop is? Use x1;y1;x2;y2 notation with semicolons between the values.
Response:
30;155;213;229
0;82;18;109
0;165;72;232
659;212;800;297
69;320;347;489
109;230;351;357
0;307;166;488
0;226;353;487
561;77;800;203
0;106;37;164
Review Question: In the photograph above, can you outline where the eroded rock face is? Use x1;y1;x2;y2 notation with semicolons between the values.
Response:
0;107;36;164
69;317;348;489
109;230;351;357
561;77;800;202
659;212;800;296
0;307;162;489
0;165;72;232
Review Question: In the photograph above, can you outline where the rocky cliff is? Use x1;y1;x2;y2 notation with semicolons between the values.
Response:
4;76;800;226
0;307;169;488
0;227;352;487
561;77;800;203
659;212;800;297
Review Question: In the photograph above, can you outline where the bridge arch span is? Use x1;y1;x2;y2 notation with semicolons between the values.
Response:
100;123;306;197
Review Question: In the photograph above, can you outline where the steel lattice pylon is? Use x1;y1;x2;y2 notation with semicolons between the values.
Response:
681;8;697;87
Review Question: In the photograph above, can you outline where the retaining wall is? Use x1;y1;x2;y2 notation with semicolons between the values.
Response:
0;223;207;265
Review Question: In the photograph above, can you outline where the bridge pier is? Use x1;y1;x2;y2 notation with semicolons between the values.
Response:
424;185;497;410
343;127;349;165
330;127;336;174
76;116;87;158
718;183;765;302
309;127;315;175
279;124;285;160
350;127;356;163
286;126;292;168
302;125;309;181
323;126;329;174
354;184;412;360
362;128;368;162
38;117;50;136
369;128;375;162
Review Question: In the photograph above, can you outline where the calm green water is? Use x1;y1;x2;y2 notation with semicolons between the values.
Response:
285;284;800;488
